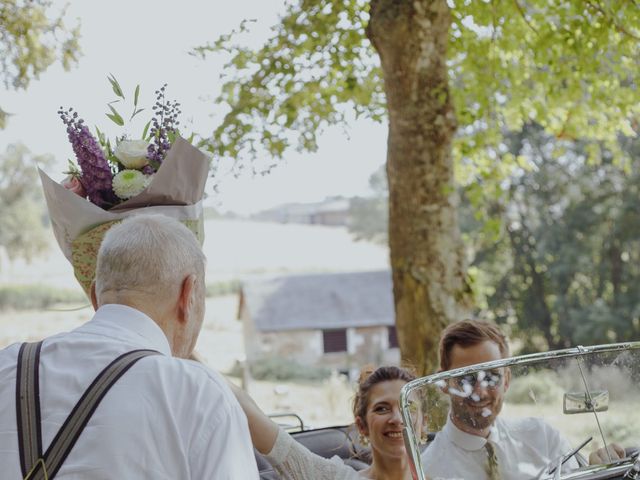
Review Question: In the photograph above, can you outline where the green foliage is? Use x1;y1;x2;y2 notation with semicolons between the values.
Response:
199;1;639;179
473;126;640;350
228;356;332;382
194;0;384;172
0;0;81;127
0;284;86;311
506;370;565;405
346;124;640;349
205;279;241;297
0;144;51;263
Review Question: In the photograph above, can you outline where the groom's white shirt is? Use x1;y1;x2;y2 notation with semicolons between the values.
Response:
421;415;577;479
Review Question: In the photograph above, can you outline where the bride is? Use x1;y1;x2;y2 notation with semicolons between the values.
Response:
230;365;428;480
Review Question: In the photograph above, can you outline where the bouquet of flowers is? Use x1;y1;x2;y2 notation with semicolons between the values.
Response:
39;76;210;296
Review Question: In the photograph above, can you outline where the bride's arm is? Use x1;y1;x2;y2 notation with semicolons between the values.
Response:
226;380;279;454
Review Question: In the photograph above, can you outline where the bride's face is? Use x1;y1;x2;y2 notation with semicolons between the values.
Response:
358;379;420;461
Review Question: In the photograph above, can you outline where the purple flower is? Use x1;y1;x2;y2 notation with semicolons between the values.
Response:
146;84;180;169
59;108;118;208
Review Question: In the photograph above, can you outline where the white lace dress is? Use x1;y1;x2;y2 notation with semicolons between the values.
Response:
265;428;362;480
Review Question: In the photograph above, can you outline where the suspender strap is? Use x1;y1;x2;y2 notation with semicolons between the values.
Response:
16;342;43;478
16;342;160;480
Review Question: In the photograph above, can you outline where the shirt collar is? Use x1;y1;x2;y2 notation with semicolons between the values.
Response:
444;415;504;451
77;304;172;356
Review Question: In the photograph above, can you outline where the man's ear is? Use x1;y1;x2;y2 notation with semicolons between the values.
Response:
177;274;196;324
436;368;449;394
503;367;511;392
90;282;98;312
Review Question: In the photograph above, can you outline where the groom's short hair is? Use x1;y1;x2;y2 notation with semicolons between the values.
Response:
439;319;509;371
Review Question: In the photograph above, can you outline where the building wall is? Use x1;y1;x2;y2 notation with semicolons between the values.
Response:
241;309;400;376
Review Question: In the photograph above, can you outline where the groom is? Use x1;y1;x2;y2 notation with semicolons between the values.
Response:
421;319;624;479
0;214;258;478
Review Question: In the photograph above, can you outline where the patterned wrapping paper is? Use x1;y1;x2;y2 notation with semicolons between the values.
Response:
39;136;209;297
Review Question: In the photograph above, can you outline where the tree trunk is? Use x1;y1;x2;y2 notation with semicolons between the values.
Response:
367;0;472;376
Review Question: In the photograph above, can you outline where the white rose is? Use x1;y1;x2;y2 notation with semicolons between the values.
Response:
114;139;150;169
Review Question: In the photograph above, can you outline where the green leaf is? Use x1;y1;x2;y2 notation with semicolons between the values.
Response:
130;108;145;120
106;105;124;126
107;74;125;99
95;126;106;146
141;120;151;140
106;113;124;127
134;85;140;107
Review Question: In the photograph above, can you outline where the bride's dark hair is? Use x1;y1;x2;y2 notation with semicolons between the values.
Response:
352;365;416;426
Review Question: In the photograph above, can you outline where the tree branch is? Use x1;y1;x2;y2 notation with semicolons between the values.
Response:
512;0;539;35
584;0;640;40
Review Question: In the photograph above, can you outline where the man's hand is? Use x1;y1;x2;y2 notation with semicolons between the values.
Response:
589;443;626;464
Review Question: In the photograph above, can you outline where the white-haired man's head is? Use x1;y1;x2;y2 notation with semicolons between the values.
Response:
93;214;207;357
95;214;205;297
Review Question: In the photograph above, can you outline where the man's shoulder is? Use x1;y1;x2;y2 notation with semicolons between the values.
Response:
500;415;554;431
421;430;453;462
141;355;230;391
499;415;563;443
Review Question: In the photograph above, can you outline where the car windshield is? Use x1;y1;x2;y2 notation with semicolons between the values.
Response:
401;342;640;480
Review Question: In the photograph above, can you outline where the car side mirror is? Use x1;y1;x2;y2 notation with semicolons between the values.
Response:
563;390;609;414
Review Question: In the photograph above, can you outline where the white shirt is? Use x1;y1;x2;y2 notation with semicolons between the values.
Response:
0;304;259;479
421;415;577;479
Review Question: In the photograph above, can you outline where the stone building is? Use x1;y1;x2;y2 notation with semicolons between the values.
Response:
238;270;400;378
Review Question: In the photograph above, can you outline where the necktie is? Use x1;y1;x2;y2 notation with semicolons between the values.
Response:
485;440;501;480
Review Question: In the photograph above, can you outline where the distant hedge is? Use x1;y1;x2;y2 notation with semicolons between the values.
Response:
0;284;87;311
206;280;241;297
228;357;332;382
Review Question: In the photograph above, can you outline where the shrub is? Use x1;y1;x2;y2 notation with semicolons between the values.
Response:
228;357;332;382
205;280;241;297
0;284;86;311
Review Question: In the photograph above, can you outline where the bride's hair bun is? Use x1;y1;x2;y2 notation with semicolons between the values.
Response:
357;364;376;385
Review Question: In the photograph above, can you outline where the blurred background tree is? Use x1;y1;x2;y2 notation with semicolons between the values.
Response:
0;0;81;128
349;124;640;351
0;144;51;265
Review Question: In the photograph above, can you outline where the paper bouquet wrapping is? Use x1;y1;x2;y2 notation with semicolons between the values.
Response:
39;137;209;297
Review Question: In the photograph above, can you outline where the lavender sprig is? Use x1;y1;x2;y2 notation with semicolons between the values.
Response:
146;84;181;168
59;107;118;208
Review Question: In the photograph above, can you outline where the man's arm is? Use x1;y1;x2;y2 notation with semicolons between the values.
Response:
589;444;626;464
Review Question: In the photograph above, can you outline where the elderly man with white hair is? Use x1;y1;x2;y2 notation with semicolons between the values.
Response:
0;214;259;479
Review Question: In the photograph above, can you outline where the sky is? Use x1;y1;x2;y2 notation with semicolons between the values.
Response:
0;0;388;215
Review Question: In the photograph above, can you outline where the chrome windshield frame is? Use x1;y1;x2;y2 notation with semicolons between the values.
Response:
400;341;640;480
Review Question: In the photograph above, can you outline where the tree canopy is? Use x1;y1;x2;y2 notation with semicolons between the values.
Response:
198;0;639;175
0;0;81;128
198;0;640;371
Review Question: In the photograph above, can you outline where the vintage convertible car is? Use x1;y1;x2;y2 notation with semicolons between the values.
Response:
401;341;640;480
